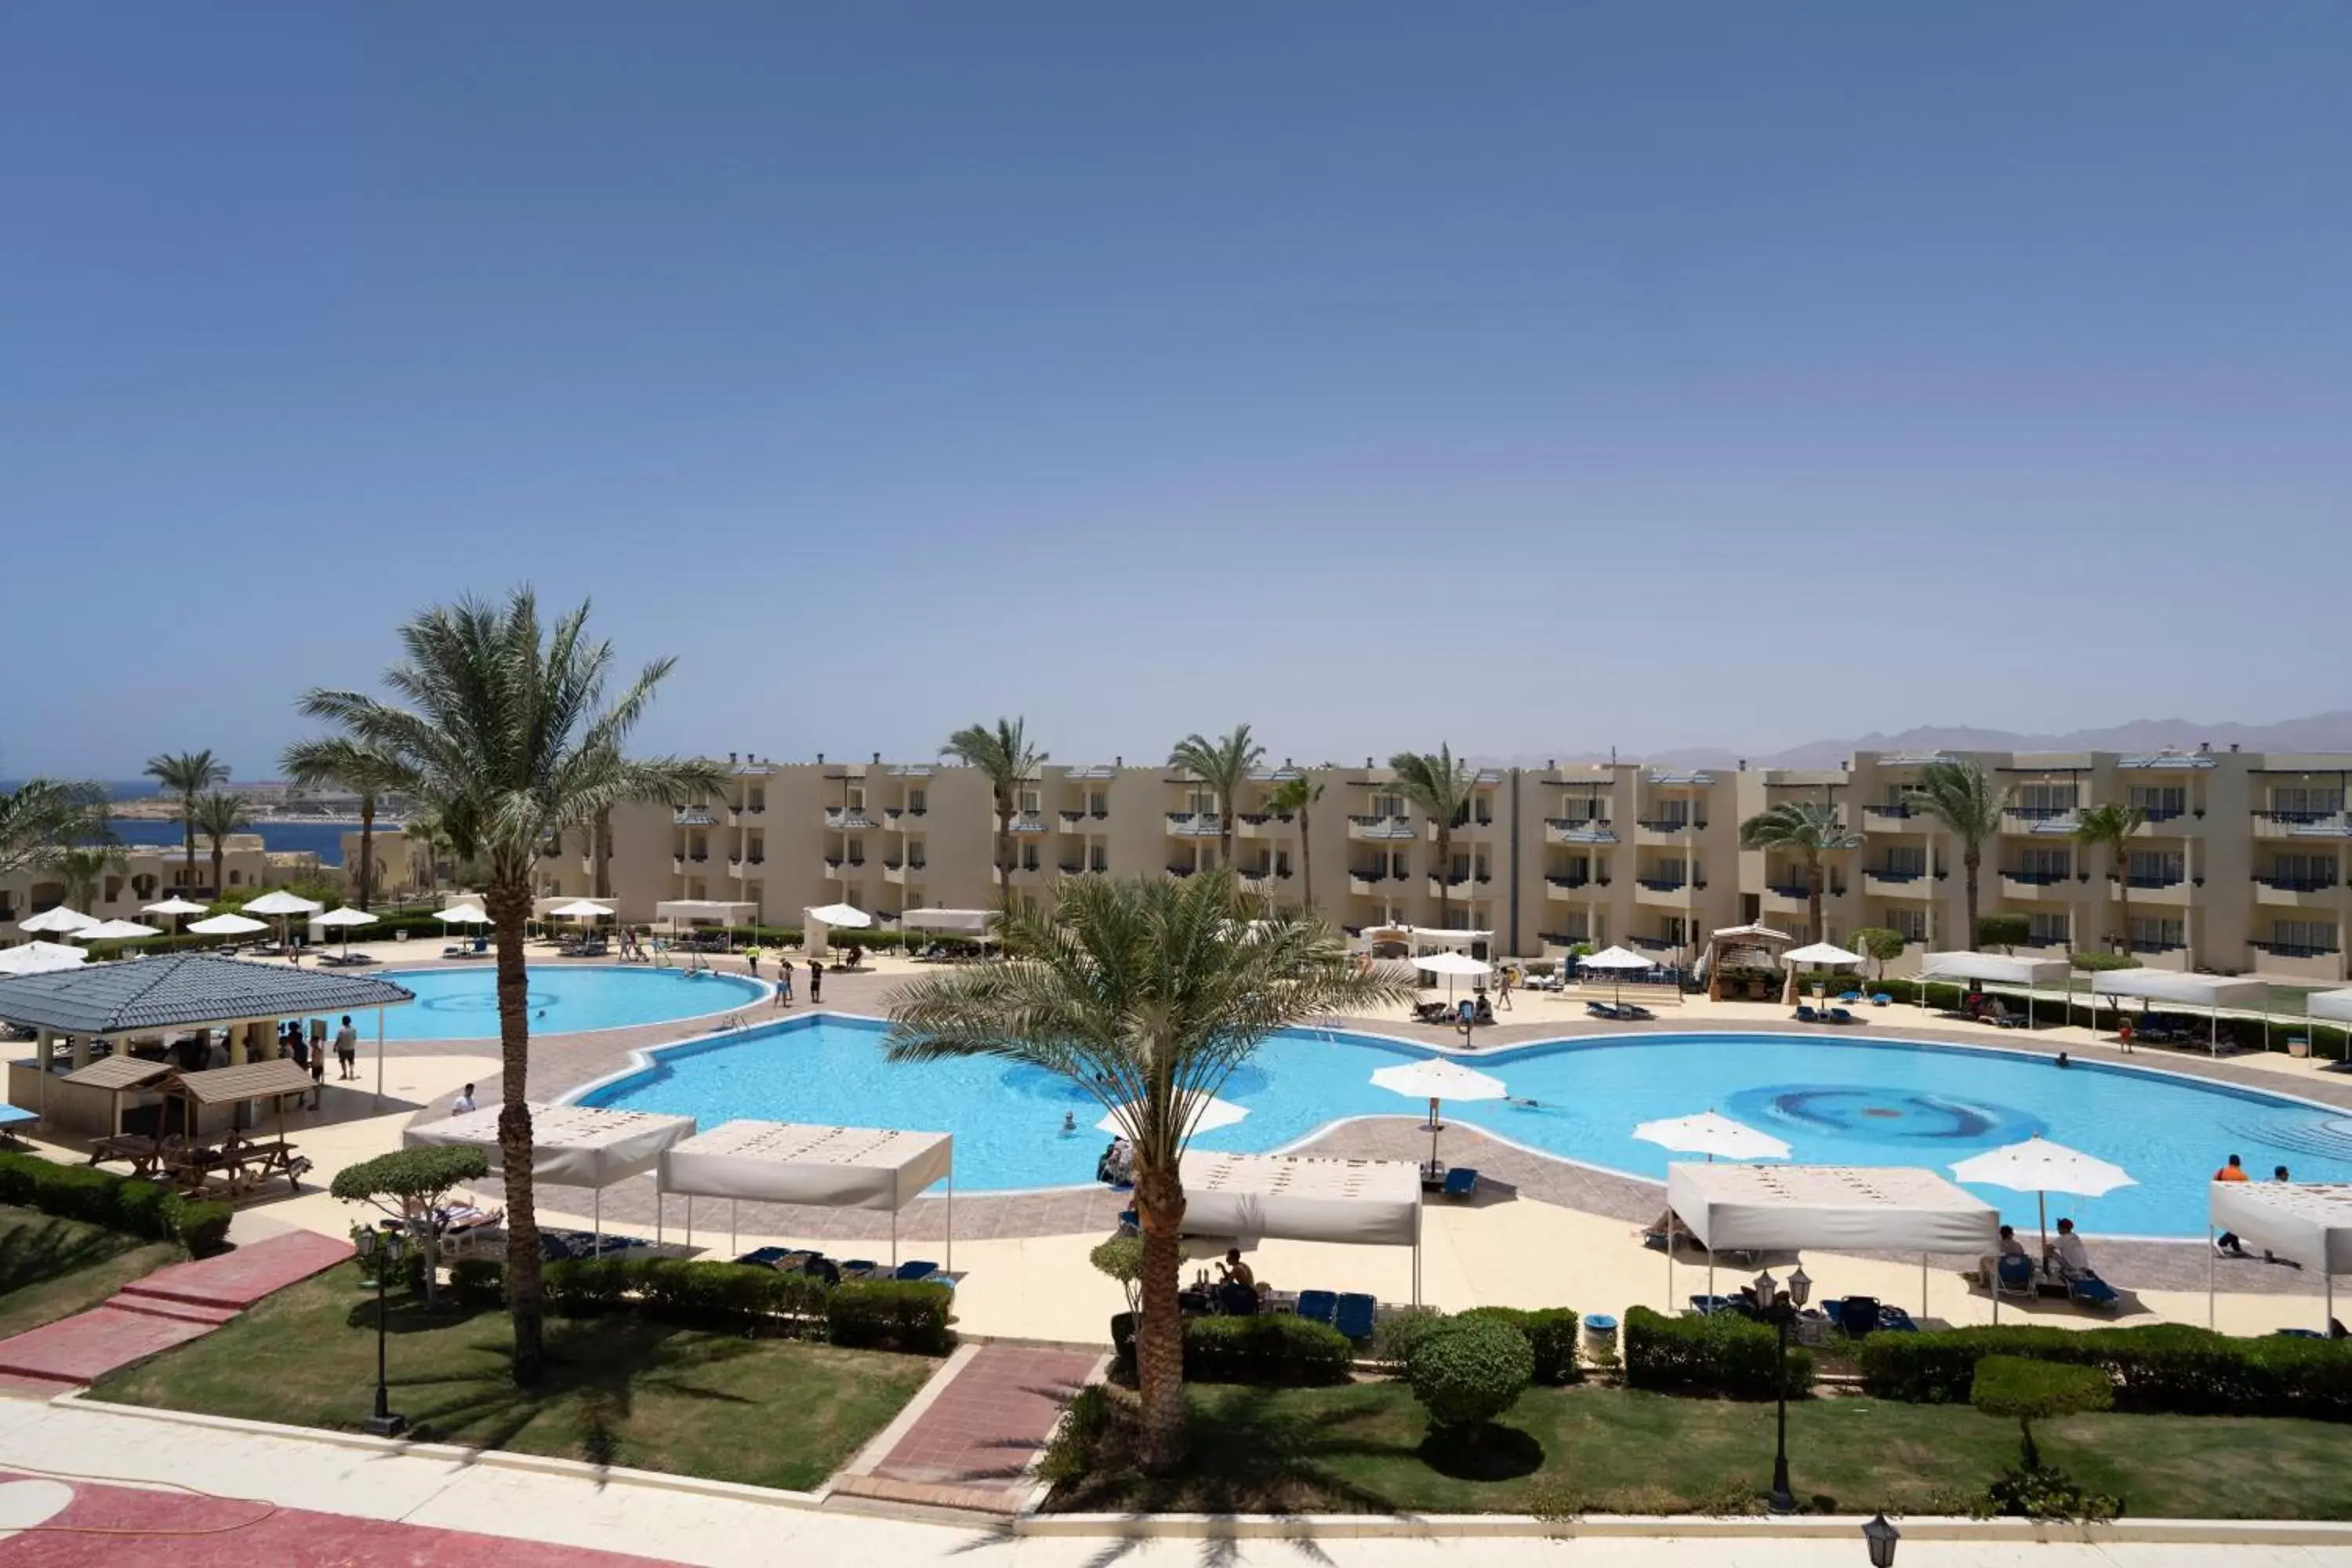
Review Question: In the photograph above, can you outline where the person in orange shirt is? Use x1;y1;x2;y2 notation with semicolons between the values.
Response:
2215;1153;2251;1255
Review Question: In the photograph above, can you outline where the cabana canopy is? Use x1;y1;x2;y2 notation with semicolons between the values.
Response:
1665;1163;2000;1255
1178;1151;1426;1301
170;1057;317;1105
2089;969;2269;1009
2307;989;2352;1025
901;909;993;936
654;900;755;925
2208;1182;2352;1332
0;953;414;1036
59;1055;175;1092
658;1120;954;1268
405;1102;695;1187
1920;953;2072;985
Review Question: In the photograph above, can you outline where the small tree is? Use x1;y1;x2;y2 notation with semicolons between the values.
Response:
1405;1315;1534;1442
1970;1355;2111;1472
1852;927;1907;982
330;1145;491;1308
1977;912;2031;955
1089;1234;1144;1319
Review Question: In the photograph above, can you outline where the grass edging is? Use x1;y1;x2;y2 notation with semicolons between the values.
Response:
53;1390;827;1508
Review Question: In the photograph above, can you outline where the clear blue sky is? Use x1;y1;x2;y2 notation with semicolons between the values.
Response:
3;4;2346;779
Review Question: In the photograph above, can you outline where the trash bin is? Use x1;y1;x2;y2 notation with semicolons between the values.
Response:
1581;1312;1618;1361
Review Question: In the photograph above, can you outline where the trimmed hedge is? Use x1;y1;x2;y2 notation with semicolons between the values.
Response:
0;1152;231;1257
1859;1323;2352;1419
1183;1314;1355;1386
1623;1306;1813;1399
1456;1305;1583;1385
826;1279;955;1354
1406;1316;1534;1431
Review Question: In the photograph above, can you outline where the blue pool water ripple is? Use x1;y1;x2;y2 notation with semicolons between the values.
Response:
379;966;764;1041
575;1018;2352;1236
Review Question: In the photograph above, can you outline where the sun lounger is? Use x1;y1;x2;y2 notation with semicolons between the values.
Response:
1332;1292;1376;1341
1871;993;1893;1006
1441;1167;1479;1199
1295;1290;1338;1326
1833;1295;1882;1336
1828;1007;1860;1025
1793;1004;1822;1023
1586;1000;1621;1019
837;1258;880;1281
1994;1254;2037;1297
895;1260;941;1282
2066;1273;2120;1311
1618;1003;1656;1021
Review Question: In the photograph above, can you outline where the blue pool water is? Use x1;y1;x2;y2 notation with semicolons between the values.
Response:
379;966;764;1041
575;1019;2352;1236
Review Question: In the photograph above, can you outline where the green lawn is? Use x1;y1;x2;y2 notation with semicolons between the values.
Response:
91;1273;937;1491
1048;1380;2352;1519
0;1206;183;1340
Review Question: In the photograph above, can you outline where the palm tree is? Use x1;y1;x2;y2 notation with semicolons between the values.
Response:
1265;773;1324;911
1738;800;1860;943
1168;724;1264;869
886;870;1409;1471
941;718;1047;908
143;750;229;887
2073;801;2148;954
590;806;613;901
191;792;250;901
296;589;722;1385
54;844;125;912
401;807;451;896
1905;759;2009;951
281;737;401;910
1388;746;1480;930
0;779;110;881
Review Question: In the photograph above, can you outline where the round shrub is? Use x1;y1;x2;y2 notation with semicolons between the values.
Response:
1406;1315;1534;1432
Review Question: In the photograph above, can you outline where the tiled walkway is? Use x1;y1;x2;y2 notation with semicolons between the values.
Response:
0;1232;349;1389
837;1344;1098;1513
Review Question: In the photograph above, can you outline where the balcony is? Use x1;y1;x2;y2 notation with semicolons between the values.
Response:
724;808;760;827
1348;814;1416;842
2256;875;2347;909
673;808;717;827
671;855;685;873
2115;873;2194;906
823;808;878;830
1007;813;1051;836
1165;863;1199;879
1349;870;1396;896
1861;804;1918;825
884;860;918;885
2256;811;2352;840
1236;873;1270;896
1058;810;1088;831
1635;877;1690;907
1634;817;1704;845
2002;808;2080;835
1999;870;2074;899
1627;934;1682;953
1166;812;1223;839
1544;817;1618;846
824;856;863;880
1545;874;1592;900
1236;812;1289;839
1862;868;1931;897
1760;883;1809;913
2252;939;2342;960
1427;873;1481;899
1425;816;1497;841
1058;861;1086;876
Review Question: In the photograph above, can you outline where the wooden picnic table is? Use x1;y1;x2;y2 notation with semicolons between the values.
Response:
88;1134;163;1178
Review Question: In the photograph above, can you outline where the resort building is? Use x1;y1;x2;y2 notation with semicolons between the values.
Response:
359;745;2350;984
0;835;322;931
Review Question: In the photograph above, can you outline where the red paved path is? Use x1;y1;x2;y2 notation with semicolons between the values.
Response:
845;1344;1097;1512
0;1232;350;1388
0;1470;681;1566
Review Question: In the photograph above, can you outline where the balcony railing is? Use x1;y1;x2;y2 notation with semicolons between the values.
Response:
1348;814;1417;840
1862;804;1915;822
2005;806;2074;821
673;808;717;826
2252;940;2342;958
1628;934;1681;952
2256;810;2344;824
2001;869;2071;885
883;859;904;871
1166;863;1198;878
2258;874;2343;892
1058;810;1087;827
1166;812;1223;837
1058;862;1086;875
823;808;877;830
1007;814;1051;834
1636;818;1703;833
1862;867;1923;883
2139;807;2187;822
1544;817;1617;844
1636;877;1688;893
1546;875;1591;889
1766;883;1808;899
2125;873;2184;889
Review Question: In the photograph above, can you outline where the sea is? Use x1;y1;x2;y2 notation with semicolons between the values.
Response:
2;780;361;866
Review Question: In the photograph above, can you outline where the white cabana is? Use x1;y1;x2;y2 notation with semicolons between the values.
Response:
2307;989;2352;1025
0;942;88;977
405;1102;697;1243
2209;1181;2352;1332
658;1120;953;1268
1920;951;2074;1028
1178;1151;1428;1305
902;909;991;935
1665;1162;2002;1319
2091;968;2271;1056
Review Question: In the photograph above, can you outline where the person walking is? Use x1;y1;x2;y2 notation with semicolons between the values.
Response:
744;943;761;978
808;958;824;1005
1496;964;1515;1011
333;1014;360;1080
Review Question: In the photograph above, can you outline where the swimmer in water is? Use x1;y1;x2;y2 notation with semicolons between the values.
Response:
1062;1111;1076;1134
2055;1051;2069;1068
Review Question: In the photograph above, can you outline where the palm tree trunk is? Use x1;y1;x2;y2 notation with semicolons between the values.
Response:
1132;1160;1189;1472
1963;848;1982;951
1298;807;1313;914
593;808;613;901
1806;855;1824;945
182;794;198;888
358;797;376;911
486;881;546;1385
210;844;224;903
1435;827;1452;928
2116;874;2131;957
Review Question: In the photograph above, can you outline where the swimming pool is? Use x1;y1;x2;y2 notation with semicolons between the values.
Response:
574;1018;2352;1236
379;966;764;1041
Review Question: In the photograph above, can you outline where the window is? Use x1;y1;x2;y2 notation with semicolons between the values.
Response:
746;789;765;813
1373;792;1403;818
1019;789;1041;815
2126;850;2183;884
1022;845;1040;872
1663;918;1688;945
2026;913;2070;946
1275;851;1291;877
1882;846;1926;876
2016;782;2078;815
1560;793;1605;822
2019;848;2071;878
2273;786;2346;816
1449;851;1469;881
1088;846;1107;873
847;785;865;809
909;847;927;869
1889;908;1928;942
2126;785;2186;816
1086;790;1106;815
846;837;864;865
2270;854;2339;887
2129;916;2185;950
909;789;927;813
2272;920;2339;954
1652;799;1690;826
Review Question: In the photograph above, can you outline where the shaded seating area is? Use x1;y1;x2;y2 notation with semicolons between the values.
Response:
656;1120;955;1272
1918;952;2071;1030
405;1101;697;1247
1664;1161;2001;1325
2208;1180;2352;1334
1176;1150;1425;1319
2092;968;2270;1056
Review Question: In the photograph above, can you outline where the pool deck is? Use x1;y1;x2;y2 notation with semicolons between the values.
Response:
23;942;2352;1345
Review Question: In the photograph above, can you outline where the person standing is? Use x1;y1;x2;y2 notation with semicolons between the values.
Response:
308;1036;327;1109
744;943;761;978
452;1083;477;1115
2214;1153;2251;1255
808;958;824;1005
333;1014;360;1080
775;958;794;1005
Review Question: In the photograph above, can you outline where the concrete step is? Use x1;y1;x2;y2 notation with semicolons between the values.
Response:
115;1230;351;1312
0;1305;214;1385
107;1294;241;1327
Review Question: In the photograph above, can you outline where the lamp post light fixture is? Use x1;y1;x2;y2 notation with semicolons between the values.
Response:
1861;1512;1900;1566
1755;1263;1812;1513
355;1225;408;1438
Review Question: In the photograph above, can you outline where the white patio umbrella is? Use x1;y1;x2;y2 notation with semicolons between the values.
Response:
1097;1092;1249;1139
142;895;209;936
806;902;873;928
436;906;492;924
0;941;89;976
17;907;96;936
243;890;325;955
1413;949;1490;1013
1951;1134;2136;1257
187;912;269;938
314;906;377;961
549;899;615;920
72;920;161;942
1634;1111;1791;1163
1577;944;1657;1007
1784;941;1865;967
1370;1058;1508;1169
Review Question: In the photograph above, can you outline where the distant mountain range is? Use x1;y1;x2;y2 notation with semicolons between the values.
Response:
1501;710;2352;772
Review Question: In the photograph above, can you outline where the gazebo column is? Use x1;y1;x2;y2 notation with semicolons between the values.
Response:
34;1030;55;1110
70;1033;92;1070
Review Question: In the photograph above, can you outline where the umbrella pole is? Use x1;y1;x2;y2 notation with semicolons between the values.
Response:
1922;1252;1929;1319
373;1009;385;1110
2207;1225;2215;1330
2038;1190;2049;1260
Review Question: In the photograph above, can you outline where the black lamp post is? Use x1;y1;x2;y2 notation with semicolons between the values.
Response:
1755;1264;1812;1513
1862;1512;1900;1566
357;1226;408;1437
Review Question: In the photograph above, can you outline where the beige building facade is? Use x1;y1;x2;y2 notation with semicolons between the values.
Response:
1;835;322;934
363;744;2349;985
